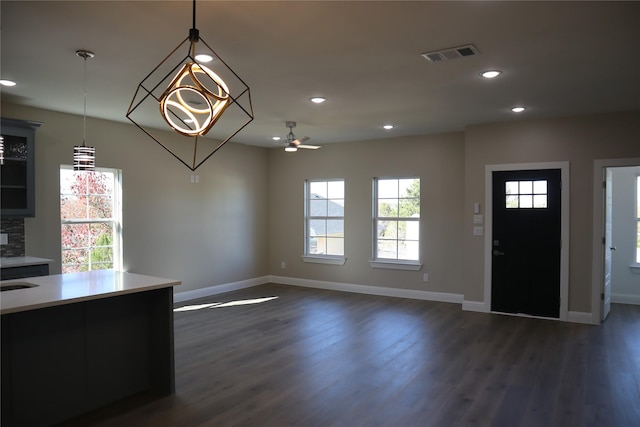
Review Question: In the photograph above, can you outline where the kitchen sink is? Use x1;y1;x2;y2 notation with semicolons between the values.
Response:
0;282;39;292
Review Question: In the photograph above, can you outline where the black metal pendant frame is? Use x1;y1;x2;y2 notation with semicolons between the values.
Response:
127;27;253;171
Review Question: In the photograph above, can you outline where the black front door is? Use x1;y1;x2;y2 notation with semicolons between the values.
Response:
491;169;561;318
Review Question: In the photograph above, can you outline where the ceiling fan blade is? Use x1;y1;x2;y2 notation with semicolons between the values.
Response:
298;144;321;150
292;136;310;145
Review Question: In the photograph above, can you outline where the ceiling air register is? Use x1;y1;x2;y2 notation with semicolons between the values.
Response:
127;0;253;171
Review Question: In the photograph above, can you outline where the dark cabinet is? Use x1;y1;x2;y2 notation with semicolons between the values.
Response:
1;118;42;217
2;287;176;426
0;263;50;280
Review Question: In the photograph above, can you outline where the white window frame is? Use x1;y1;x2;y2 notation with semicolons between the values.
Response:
370;177;422;271
302;179;346;265
635;174;640;265
60;165;122;272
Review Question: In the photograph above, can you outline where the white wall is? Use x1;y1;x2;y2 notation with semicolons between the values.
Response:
4;100;640;317
269;132;466;297
268;111;640;317
611;166;640;304
464;111;640;313
1;103;270;294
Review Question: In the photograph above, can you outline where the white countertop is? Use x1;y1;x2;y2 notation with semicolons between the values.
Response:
1;270;181;315
1;256;54;268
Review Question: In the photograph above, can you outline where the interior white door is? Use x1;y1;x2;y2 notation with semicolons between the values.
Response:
602;168;613;321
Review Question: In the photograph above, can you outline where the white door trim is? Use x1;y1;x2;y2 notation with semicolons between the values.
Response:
484;162;570;321
591;158;640;324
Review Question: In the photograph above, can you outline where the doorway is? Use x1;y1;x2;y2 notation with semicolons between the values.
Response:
592;160;640;323
484;162;569;321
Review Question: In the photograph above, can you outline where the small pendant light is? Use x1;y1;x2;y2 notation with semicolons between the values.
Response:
73;49;96;171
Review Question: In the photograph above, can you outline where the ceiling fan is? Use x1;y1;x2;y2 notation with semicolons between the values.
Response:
282;121;321;152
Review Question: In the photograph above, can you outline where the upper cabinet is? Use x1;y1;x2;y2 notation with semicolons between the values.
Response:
1;118;42;217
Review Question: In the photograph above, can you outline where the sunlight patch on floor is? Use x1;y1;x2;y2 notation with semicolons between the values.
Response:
174;296;279;312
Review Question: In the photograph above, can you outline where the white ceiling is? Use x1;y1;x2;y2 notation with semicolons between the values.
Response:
2;1;640;148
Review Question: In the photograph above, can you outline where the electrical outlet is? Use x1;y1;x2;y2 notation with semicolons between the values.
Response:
281;261;286;269
423;273;429;282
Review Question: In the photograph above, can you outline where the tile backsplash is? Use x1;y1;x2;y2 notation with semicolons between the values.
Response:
0;217;26;257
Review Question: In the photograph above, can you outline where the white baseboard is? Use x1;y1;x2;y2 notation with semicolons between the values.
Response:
268;275;464;304
568;311;596;324
462;302;594;324
462;300;488;313
611;293;640;305
174;276;269;303
173;275;602;326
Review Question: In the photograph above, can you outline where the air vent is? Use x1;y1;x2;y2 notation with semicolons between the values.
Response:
421;44;479;63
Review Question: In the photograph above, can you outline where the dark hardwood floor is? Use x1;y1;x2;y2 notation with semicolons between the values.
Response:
71;283;640;427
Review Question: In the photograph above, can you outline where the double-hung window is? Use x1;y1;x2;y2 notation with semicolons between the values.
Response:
304;179;345;263
60;166;122;273
373;177;420;266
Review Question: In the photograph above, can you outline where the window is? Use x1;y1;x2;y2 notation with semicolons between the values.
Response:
60;166;122;273
505;180;548;209
636;175;640;264
305;180;344;257
373;177;420;262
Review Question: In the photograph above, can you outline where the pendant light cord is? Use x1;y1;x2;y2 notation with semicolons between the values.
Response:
82;53;87;147
188;0;199;54
76;50;94;147
192;0;196;30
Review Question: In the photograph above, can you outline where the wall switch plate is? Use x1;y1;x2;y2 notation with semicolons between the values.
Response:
0;233;7;245
473;214;484;224
473;227;484;236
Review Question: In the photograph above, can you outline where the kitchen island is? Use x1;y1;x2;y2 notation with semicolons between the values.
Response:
1;270;180;427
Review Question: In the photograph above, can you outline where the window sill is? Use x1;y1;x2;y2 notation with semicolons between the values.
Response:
630;264;640;274
369;260;423;271
302;255;347;265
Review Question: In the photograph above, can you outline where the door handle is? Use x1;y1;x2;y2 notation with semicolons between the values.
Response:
610;246;617;251
493;249;505;256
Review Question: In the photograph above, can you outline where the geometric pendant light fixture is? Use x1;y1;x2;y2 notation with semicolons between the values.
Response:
126;0;253;171
74;49;96;172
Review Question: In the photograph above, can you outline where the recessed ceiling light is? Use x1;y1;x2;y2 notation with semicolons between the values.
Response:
272;136;281;141
195;54;214;63
0;79;17;87
511;106;526;113
383;124;394;130
310;97;326;104
481;70;502;79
